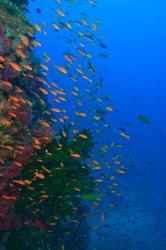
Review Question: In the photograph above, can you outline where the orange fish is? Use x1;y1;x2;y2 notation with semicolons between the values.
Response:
106;106;113;111
41;166;51;174
32;40;42;47
39;88;48;95
13;180;27;185
1;81;12;87
41;194;49;199
79;112;87;117
92;23;97;30
120;132;130;140
52;23;60;30
51;107;61;113
16;50;26;59
0;119;12;126
79;134;88;139
40;64;48;71
19;34;30;46
116;169;126;174
57;9;65;16
13;161;22;167
71;153;81;158
34;138;41;145
16;146;25;150
23;64;32;71
27;100;33;106
15;87;23;93
3;146;13;151
74;187;81;192
0;55;5;62
2;195;17;200
35;172;45;179
57;66;68;74
34;23;42;32
9;62;21;72
38;120;50;128
8;112;17;118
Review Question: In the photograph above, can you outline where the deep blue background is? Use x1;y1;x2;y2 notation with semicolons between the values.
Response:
93;1;166;249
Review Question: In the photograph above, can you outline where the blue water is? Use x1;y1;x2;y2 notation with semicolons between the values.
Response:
28;0;166;249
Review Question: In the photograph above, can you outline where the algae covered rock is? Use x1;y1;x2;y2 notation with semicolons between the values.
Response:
0;0;32;37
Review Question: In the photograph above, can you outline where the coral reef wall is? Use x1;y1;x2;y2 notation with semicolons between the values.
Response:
0;1;95;249
0;0;55;230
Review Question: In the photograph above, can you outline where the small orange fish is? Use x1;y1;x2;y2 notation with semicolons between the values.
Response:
0;55;5;62
35;172;45;179
71;153;81;158
57;66;68;74
59;97;66;101
92;23;97;30
52;23;60;30
13;180;26;185
27;100;33;106
23;64;32;71
79;134;88;139
9;62;21;72
81;19;88;25
1;81;12;87
16;146;25;150
19;34;30;46
40;64;48;71
74;187;81;192
57;9;65;16
13;162;22;167
2;195;17;200
39;88;48;95
51;107;61;113
32;40;42;47
94;116;100;120
95;179;103;183
0;119;12;126
120;132;130;140
41;194;49;199
3;146;13;151
15;87;23;93
8;112;17;118
59;118;65;123
16;50;26;59
41;166;51;174
38;120;50;128
79;112;87;117
116;169;126;174
34;23;42;32
34;138;41;145
106;106;113;111
24;180;32;185
93;166;101;170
